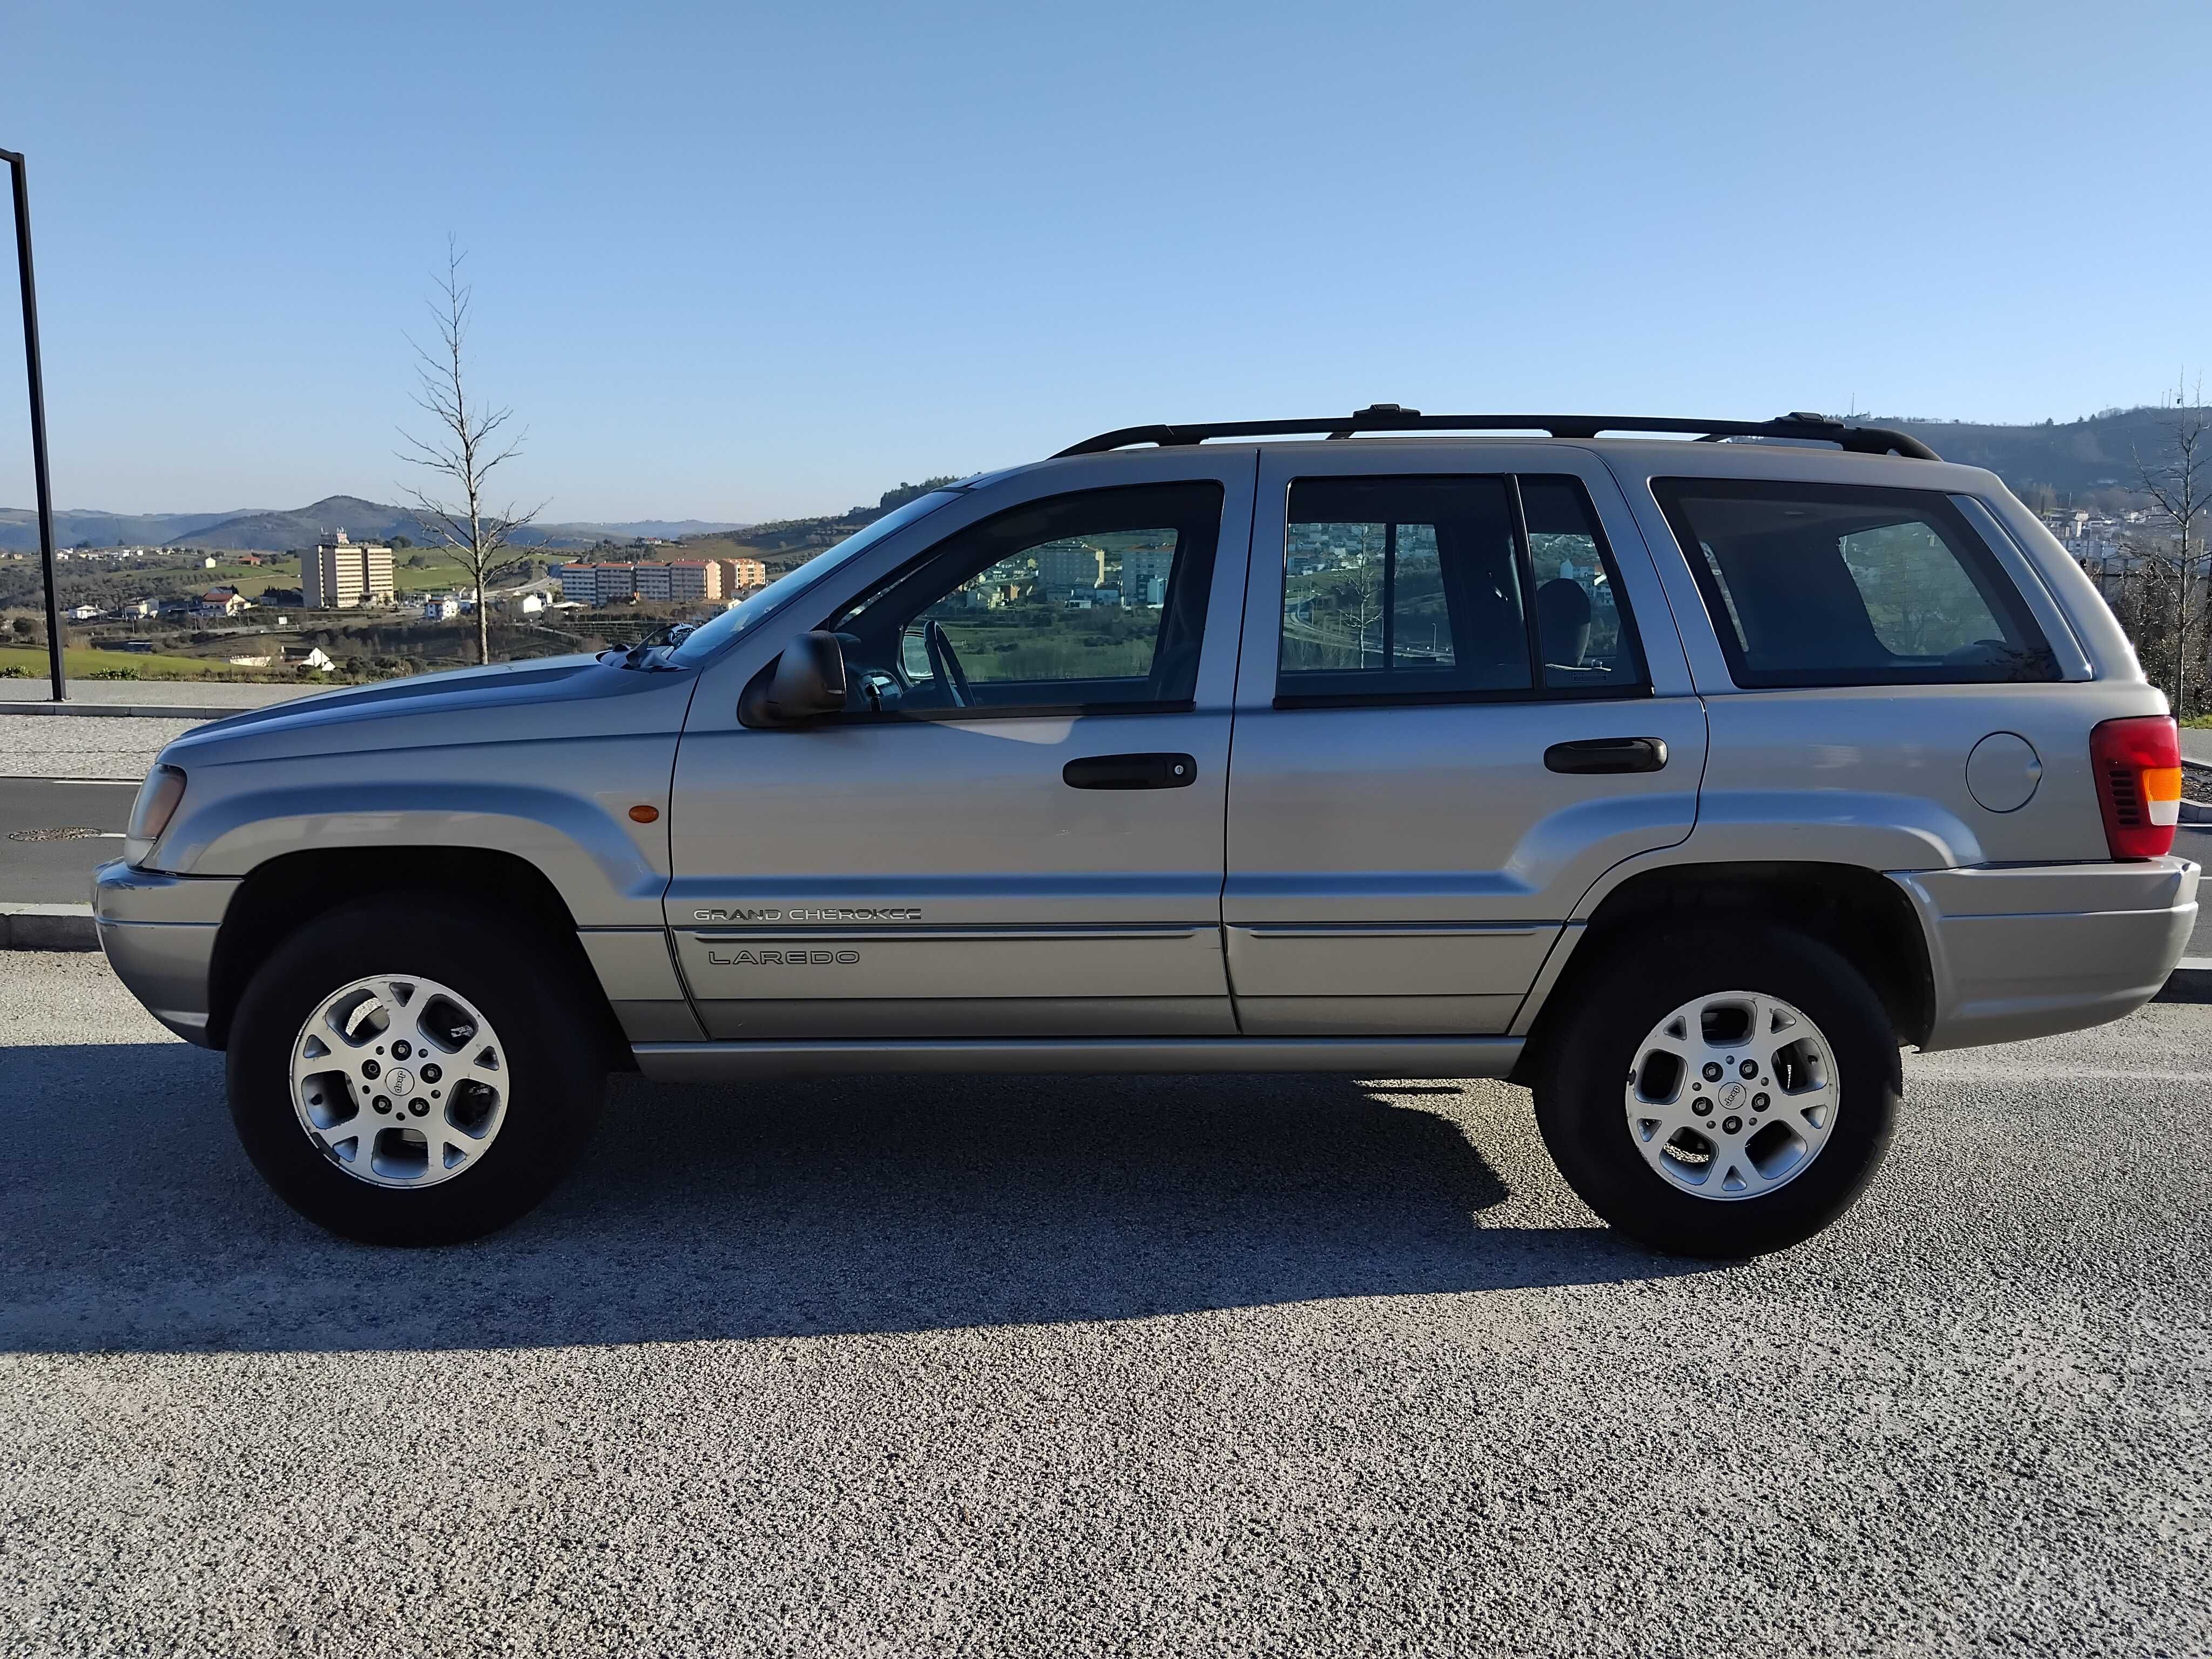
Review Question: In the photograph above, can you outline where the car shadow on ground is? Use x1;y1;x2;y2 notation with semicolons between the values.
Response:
0;1044;1706;1354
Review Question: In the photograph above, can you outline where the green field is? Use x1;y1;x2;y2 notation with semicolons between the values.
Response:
0;644;295;681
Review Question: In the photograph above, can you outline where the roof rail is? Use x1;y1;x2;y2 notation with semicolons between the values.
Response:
1053;405;1942;461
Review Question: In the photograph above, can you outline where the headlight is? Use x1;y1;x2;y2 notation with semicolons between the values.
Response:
124;765;187;868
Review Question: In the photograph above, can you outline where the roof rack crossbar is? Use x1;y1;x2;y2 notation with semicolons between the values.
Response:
1054;406;1941;461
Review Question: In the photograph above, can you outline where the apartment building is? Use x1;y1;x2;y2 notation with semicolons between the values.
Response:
302;529;395;609
1120;543;1174;607
556;563;638;604
717;556;767;595
1036;539;1105;597
558;558;731;605
664;560;721;602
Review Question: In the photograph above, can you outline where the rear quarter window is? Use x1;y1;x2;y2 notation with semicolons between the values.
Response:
1653;478;2059;687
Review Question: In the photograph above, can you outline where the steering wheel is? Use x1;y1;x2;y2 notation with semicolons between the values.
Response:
922;619;973;708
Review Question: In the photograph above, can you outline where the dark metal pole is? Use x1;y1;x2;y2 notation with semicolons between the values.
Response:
1;148;64;703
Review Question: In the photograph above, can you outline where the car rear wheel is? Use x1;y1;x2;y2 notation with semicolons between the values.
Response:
227;896;606;1245
1533;922;1901;1257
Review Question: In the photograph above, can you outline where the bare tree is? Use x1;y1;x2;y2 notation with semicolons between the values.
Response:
2128;378;2212;717
397;239;543;666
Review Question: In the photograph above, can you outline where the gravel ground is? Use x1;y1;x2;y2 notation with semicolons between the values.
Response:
2;952;2207;1656
0;716;205;779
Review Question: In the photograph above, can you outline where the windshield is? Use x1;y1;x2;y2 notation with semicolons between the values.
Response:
665;490;965;667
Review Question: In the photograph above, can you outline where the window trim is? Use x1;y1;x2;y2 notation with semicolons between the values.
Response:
1269;471;1654;711
1651;476;2060;691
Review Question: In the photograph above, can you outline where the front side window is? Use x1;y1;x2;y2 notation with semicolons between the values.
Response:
1277;473;1645;704
1654;478;2059;687
825;482;1223;716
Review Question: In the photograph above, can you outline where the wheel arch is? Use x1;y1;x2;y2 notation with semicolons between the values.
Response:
1512;861;1934;1083
206;845;631;1067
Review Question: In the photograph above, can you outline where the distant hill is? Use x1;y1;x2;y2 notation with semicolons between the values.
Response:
18;409;2190;559
0;505;242;551
670;477;965;575
1884;407;2197;509
0;495;751;554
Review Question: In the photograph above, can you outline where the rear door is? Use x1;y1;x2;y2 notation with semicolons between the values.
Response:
667;451;1255;1040
1224;442;1707;1034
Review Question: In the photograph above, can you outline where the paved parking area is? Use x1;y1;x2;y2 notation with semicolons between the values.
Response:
2;953;2207;1656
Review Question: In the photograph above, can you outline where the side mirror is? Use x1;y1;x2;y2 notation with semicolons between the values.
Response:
740;630;849;726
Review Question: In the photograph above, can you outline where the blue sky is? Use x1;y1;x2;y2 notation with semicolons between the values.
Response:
2;1;2206;522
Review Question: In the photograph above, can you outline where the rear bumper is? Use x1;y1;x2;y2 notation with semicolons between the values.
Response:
91;860;237;1047
1893;858;2198;1051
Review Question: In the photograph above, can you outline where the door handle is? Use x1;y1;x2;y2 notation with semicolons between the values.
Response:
1543;737;1669;775
1062;752;1198;790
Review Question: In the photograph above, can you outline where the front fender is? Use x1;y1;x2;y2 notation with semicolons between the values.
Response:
157;778;671;929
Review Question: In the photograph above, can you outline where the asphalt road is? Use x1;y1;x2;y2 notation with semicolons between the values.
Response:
2;954;2207;1656
0;778;135;903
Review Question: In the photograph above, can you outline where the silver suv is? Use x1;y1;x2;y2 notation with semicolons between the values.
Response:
95;409;2198;1256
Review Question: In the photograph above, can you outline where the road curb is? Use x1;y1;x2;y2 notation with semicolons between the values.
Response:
0;902;100;952
0;700;240;720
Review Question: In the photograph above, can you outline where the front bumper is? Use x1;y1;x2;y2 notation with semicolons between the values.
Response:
91;860;238;1047
1893;857;2199;1051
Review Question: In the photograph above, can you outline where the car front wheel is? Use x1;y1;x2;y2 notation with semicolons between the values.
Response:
226;896;607;1246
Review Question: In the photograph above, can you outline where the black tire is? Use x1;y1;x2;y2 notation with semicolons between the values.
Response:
227;895;607;1246
1533;921;1901;1258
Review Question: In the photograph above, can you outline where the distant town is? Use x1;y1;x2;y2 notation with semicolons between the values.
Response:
11;404;2212;690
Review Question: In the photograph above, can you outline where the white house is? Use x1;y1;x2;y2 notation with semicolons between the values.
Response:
67;603;100;621
422;596;466;622
282;645;335;673
226;654;273;668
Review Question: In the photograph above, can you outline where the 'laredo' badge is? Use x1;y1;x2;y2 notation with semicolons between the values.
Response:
707;948;861;967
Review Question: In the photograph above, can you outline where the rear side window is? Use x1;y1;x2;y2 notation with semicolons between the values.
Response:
1278;473;1647;705
1654;478;2058;687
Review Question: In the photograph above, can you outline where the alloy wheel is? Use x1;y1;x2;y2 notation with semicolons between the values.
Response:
290;975;509;1189
1623;990;1840;1201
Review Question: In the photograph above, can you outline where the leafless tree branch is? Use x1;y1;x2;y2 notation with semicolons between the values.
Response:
2122;375;2212;715
393;236;544;665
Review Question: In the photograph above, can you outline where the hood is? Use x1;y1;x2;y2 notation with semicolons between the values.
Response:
164;652;672;765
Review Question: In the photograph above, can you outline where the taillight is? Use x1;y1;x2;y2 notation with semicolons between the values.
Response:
2090;715;2181;859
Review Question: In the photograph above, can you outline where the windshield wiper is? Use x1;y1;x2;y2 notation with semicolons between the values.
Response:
615;622;697;670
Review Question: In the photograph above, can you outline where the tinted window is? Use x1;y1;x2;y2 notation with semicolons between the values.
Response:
1522;477;1643;690
1278;474;1646;703
1655;479;2058;687
826;482;1222;716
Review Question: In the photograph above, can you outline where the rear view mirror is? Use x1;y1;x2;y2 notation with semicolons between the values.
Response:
740;630;849;726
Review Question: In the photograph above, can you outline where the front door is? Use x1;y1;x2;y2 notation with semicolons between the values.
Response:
1224;445;1708;1034
668;456;1254;1040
